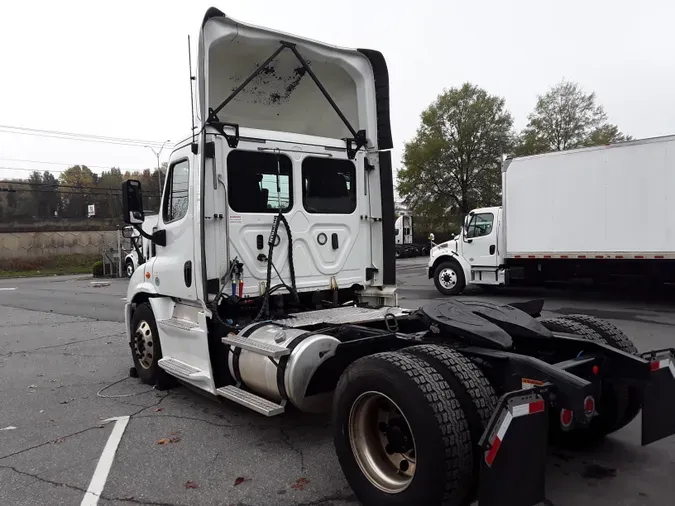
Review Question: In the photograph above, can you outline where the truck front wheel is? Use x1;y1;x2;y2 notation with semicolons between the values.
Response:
433;261;466;296
332;352;472;506
130;303;176;390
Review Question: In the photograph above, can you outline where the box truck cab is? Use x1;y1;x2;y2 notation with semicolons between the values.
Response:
428;206;506;295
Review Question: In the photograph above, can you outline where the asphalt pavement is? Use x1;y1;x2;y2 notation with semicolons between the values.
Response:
1;259;674;505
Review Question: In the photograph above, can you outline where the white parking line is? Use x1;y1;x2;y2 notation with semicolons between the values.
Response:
80;416;130;506
0;287;17;291
0;426;17;431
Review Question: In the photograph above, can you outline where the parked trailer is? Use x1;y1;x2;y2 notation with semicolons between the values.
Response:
429;136;675;295
122;8;675;506
394;213;430;257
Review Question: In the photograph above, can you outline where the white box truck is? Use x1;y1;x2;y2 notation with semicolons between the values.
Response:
429;135;675;295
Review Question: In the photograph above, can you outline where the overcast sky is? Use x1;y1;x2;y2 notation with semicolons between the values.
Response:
1;0;673;185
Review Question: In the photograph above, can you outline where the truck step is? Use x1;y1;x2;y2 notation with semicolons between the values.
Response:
158;357;208;380
216;385;285;416
221;334;290;359
158;317;199;331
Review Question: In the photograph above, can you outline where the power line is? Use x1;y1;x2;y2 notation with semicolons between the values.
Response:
0;158;156;173
0;124;174;148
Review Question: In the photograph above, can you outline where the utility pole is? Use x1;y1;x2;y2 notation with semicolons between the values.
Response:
145;140;171;196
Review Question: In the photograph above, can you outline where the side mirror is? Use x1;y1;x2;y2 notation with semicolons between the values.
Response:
428;233;435;241
122;179;145;225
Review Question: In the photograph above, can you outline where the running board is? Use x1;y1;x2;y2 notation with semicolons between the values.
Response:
157;317;200;331
217;385;285;416
221;334;290;359
158;357;209;381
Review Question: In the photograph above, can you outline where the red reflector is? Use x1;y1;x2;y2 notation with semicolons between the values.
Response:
560;255;569;259
529;400;545;414
592;365;599;375
560;409;573;427
651;360;661;371
635;255;644;259
655;255;665;259
485;436;502;466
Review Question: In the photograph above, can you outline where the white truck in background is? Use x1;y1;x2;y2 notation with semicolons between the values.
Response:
394;213;431;257
123;213;159;278
429;135;675;295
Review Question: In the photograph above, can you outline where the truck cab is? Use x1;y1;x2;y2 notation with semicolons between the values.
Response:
428;206;506;294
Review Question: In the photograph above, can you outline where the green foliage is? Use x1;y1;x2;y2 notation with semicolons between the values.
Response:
515;80;630;156
397;83;513;226
92;260;104;277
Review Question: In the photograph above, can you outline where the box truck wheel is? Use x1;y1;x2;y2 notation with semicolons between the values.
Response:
130;303;176;390
332;352;472;506
433;261;465;296
563;314;641;432
539;317;629;446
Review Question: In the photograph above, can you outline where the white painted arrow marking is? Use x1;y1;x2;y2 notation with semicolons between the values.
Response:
80;416;130;506
0;426;17;431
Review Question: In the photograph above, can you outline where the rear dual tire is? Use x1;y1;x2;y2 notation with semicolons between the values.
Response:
539;316;640;445
333;346;495;506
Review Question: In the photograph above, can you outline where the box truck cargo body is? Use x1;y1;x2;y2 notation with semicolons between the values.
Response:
428;135;675;294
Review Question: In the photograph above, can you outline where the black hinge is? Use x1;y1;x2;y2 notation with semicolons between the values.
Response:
366;267;378;281
205;141;216;159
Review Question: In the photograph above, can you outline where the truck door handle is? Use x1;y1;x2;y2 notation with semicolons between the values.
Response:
184;261;192;287
331;233;339;250
256;234;263;250
489;245;496;255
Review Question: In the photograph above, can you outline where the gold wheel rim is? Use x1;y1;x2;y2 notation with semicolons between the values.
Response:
348;391;417;493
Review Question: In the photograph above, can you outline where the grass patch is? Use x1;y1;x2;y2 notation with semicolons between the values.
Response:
0;254;100;278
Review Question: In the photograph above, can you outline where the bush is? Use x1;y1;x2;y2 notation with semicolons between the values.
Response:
92;261;104;277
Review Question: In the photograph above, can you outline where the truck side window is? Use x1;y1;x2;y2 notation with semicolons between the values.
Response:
163;160;190;223
466;213;494;238
227;151;292;213
302;157;356;214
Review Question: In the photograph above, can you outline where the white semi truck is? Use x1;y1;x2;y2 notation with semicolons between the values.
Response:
121;8;675;506
429;135;675;295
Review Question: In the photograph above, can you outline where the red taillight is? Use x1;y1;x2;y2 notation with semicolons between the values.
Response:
584;396;596;417
651;360;661;371
592;365;599;375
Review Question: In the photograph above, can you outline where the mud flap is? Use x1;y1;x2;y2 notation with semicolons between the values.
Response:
641;349;675;446
478;387;549;506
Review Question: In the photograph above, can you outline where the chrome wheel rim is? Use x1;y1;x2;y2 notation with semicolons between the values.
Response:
126;263;134;277
134;320;154;369
348;391;417;493
439;267;457;289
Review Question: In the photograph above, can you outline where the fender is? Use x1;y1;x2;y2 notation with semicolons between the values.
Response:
428;251;471;287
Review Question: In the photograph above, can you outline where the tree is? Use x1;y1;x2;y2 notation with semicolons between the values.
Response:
397;83;513;225
41;171;60;218
516;80;630;156
59;165;96;218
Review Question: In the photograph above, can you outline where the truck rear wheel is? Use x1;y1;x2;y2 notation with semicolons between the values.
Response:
539;317;628;445
332;352;472;506
562;314;641;432
433;261;465;296
402;344;498;502
130;303;176;390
